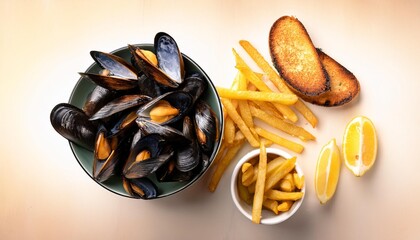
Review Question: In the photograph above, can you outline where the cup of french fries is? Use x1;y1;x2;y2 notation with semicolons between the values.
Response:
230;147;305;225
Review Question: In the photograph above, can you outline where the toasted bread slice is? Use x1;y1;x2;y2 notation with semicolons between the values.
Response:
298;49;360;106
269;16;330;96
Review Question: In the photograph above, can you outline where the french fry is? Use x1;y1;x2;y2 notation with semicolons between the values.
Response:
233;49;298;122
231;71;241;90
237;171;253;205
239;100;253;128
221;98;259;147
239;40;318;127
252;141;268;224
247;83;257;91
249;127;260;143
247;156;259;166
252;101;284;120
249;104;315;141
244;156;286;187
263;199;279;215
294;100;318;127
224;116;235;145
237;71;254;128
279;179;293;192
265;157;296;192
277;201;294;212
293;173;305;190
241;163;254;185
265;189;303;201
255;127;304;153
217;87;298;105
284;173;295;191
208;136;245;192
247;182;256;194
242;162;253;173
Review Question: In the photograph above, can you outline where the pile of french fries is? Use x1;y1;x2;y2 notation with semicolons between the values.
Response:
239;143;304;223
208;40;317;194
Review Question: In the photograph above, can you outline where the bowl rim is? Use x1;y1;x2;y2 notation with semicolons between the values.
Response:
230;147;305;224
68;43;224;199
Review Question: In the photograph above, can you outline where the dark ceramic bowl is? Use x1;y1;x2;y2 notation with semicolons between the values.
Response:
69;44;223;198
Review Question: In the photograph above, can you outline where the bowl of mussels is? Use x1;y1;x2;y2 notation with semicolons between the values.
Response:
50;32;223;199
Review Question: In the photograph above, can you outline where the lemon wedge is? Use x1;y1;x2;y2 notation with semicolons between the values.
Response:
342;116;377;177
315;138;341;204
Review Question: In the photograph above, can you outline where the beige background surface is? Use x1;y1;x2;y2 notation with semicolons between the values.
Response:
1;0;419;239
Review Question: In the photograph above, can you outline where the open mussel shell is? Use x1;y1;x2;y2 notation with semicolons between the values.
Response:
79;72;138;91
194;100;220;154
123;134;174;179
92;126;131;182
89;94;151;120
90;51;138;79
50;103;98;151
136;119;190;146
123;177;158;199
136;91;193;125
107;110;138;137
175;116;201;172
128;44;179;88
154;32;185;84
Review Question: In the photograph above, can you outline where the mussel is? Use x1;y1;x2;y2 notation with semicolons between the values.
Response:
90;51;138;80
129;32;184;88
136;119;190;146
50;103;98;151
92;126;131;182
178;73;207;104
123;177;158;199
154;32;185;84
123;134;174;179
175;116;201;172
136;91;193;125
89;94;151;120
194;100;219;154
79;72;138;91
83;85;115;117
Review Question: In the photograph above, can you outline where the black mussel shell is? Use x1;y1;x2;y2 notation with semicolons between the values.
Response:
136;91;193;125
154;32;185;84
156;159;194;182
130;129;142;150
175;116;201;172
93;126;132;182
83;85;115;117
136;119;190;146
178;73;207;104
79;72;138;91
123;134;174;179
90;51;138;80
90;94;151;120
108;110;138;137
137;74;162;98
128;44;179;88
50;103;98;151
194;100;219;154
124;177;158;199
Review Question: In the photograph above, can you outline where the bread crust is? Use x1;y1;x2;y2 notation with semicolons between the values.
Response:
269;16;330;96
299;49;360;106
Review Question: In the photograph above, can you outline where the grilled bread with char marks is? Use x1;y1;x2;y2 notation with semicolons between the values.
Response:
298;49;360;106
269;16;330;96
269;15;360;106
